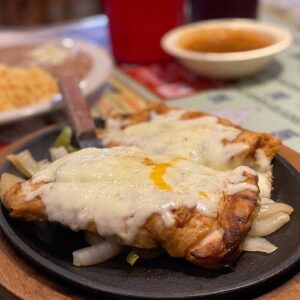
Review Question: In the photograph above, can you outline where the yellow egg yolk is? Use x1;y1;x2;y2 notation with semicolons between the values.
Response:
149;157;183;191
198;191;210;200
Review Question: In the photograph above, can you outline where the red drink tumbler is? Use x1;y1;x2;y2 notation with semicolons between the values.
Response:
104;0;184;63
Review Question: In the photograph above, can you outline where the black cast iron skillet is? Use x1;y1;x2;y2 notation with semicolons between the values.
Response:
0;127;299;299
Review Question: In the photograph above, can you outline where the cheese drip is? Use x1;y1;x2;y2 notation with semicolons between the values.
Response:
103;111;254;171
27;147;258;244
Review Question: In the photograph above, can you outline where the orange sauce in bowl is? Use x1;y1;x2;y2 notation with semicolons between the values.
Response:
179;28;274;53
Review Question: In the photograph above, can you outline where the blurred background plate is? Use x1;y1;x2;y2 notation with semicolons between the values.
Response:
0;38;113;126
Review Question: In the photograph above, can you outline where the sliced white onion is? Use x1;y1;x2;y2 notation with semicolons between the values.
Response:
242;237;277;253
250;212;290;237
7;150;40;177
261;197;275;204
38;159;50;170
49;146;68;161
73;240;123;267
257;202;293;220
0;173;23;200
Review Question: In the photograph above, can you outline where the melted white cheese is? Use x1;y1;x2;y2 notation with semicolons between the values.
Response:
103;112;250;171
26;147;258;244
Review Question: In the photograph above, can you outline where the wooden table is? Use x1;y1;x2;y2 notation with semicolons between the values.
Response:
0;128;299;300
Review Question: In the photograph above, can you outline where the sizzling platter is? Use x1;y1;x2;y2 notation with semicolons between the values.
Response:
0;103;299;298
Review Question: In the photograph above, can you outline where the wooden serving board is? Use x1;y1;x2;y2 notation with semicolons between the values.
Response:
0;127;299;300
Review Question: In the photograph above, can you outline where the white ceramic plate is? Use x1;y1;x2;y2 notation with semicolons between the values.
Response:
0;39;113;126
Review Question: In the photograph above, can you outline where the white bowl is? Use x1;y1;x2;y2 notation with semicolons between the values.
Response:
161;19;293;79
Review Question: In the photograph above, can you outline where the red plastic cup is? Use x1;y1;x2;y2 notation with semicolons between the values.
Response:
104;0;185;63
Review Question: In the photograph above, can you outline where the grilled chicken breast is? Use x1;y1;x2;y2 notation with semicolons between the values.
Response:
100;103;281;172
1;147;260;269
